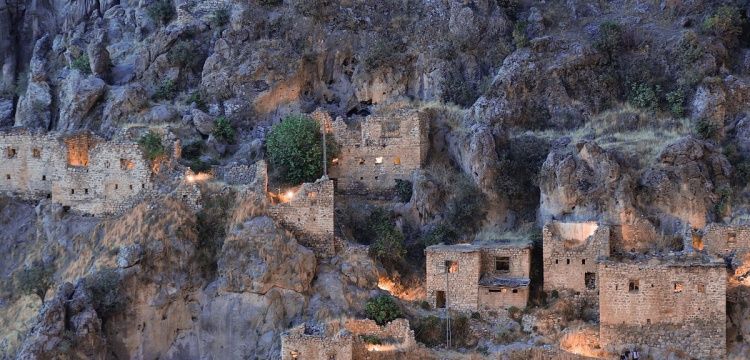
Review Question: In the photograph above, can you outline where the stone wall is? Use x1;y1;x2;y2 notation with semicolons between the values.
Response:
315;108;429;195
267;177;336;257
425;243;532;311
699;223;750;256
0;130;153;215
280;323;353;360
598;257;726;359
344;319;417;359
543;221;610;293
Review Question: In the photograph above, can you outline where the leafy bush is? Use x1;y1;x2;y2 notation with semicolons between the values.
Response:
507;306;523;321
153;79;177;101
85;268;125;320
186;91;208;111
703;5;744;47
665;89;685;118
694;118;718;139
147;0;175;25
512;21;528;48
138;131;165;161
211;8;230;28
394;179;413;203
267;114;334;185
367;208;406;267
15;260;54;303
677;31;704;65
471;311;481;320
593;21;623;59
360;335;382;345
70;55;91;74
212;116;235;143
364;295;402;325
550;290;559;299
420;223;457;246
420;300;431;310
628;82;659;111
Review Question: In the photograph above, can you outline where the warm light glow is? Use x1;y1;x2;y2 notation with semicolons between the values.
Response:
377;276;423;301
375;157;383;164
186;172;211;183
366;343;399;352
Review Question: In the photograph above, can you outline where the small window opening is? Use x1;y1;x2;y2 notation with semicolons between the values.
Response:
129;184;133;190
673;282;684;293
728;232;737;246
115;184;119;190
6;147;16;158
120;158;134;170
489;289;502;293
566;259;570;265
375;157;383;164
331;158;339;166
71;189;75;195
445;260;458;273
512;289;518;294
555;259;559;264
142;183;145;189
582;259;586;265
436;291;446;308
182;194;188;199
628;279;639;293
32;148;41;158
585;272;596;290
646;319;651;324
697;283;705;293
42;175;46;181
393;156;401;165
495;257;510;272
84;189;89;195
5;174;9;180
358;158;365;165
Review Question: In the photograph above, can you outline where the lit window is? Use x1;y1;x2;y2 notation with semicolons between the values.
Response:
331;158;339;166
393;156;401;165
728;233;737;246
673;282;684;293
445;260;458;273
375;157;383;164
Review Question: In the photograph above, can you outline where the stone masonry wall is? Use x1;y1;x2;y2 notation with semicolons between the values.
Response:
480;246;531;279
316;108;429;195
344;319;417;360
0;130;153;216
478;286;529;309
543;222;610;293
700;223;750;256
425;246;481;312
598;259;726;359
280;324;353;360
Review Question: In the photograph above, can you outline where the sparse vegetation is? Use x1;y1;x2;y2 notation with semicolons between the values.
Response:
512;21;528;48
210;8;231;29
442;67;481;107
195;190;235;276
153;79;177;101
593;21;623;60
15;260;54;303
168;40;204;70
267;114;335;185
665;89;685;118
259;0;283;6
677;31;704;65
212;116;235;143
186;90;208;111
703;5;744;47
85;268;125;320
138;131;165;161
70;55;91;74
420;223;457;246
147;0;175;25
360;335;382;345
694;118;718;139
628;82;659;111
364;38;407;70
367;208;406;267
394;179;413;203
364;295;402;325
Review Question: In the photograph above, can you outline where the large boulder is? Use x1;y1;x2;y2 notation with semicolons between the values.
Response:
101;83;148;129
217;216;316;294
57;71;107;130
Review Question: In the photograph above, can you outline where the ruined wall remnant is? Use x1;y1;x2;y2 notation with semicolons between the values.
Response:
0;129;154;215
543;221;610;293
698;223;750;256
280;319;419;360
314;108;429;195
598;256;726;359
425;243;531;311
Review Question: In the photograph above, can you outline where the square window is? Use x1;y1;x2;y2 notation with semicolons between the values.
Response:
375;157;383;164
512;289;518;294
495;257;510;272
32;148;41;158
6;147;16;158
393;157;401;165
673;282;684;293
697;283;705;293
445;260;458;273
628;280;639;293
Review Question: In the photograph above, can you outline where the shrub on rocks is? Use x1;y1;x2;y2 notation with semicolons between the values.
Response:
364;295;402;325
15;260;55;303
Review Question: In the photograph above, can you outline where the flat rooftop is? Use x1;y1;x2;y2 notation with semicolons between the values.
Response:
425;241;532;253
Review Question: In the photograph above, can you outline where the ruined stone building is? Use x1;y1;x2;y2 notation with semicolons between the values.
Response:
543;221;611;293
425;243;532;311
689;223;750;256
313;108;429;194
0;129;154;215
281;319;420;360
598;255;726;359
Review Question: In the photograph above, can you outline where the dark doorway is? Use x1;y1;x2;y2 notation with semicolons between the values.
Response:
436;291;446;308
585;272;596;290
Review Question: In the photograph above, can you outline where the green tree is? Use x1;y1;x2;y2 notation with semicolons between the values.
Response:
138;131;165;161
367;208;406;267
16;260;54;303
266;114;334;184
212;116;235;143
364;295;402;325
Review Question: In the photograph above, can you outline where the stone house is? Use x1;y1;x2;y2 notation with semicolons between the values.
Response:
0;129;154;215
688;223;750;256
281;319;418;360
424;243;532;311
313;108;429;195
598;255;726;359
543;221;610;293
